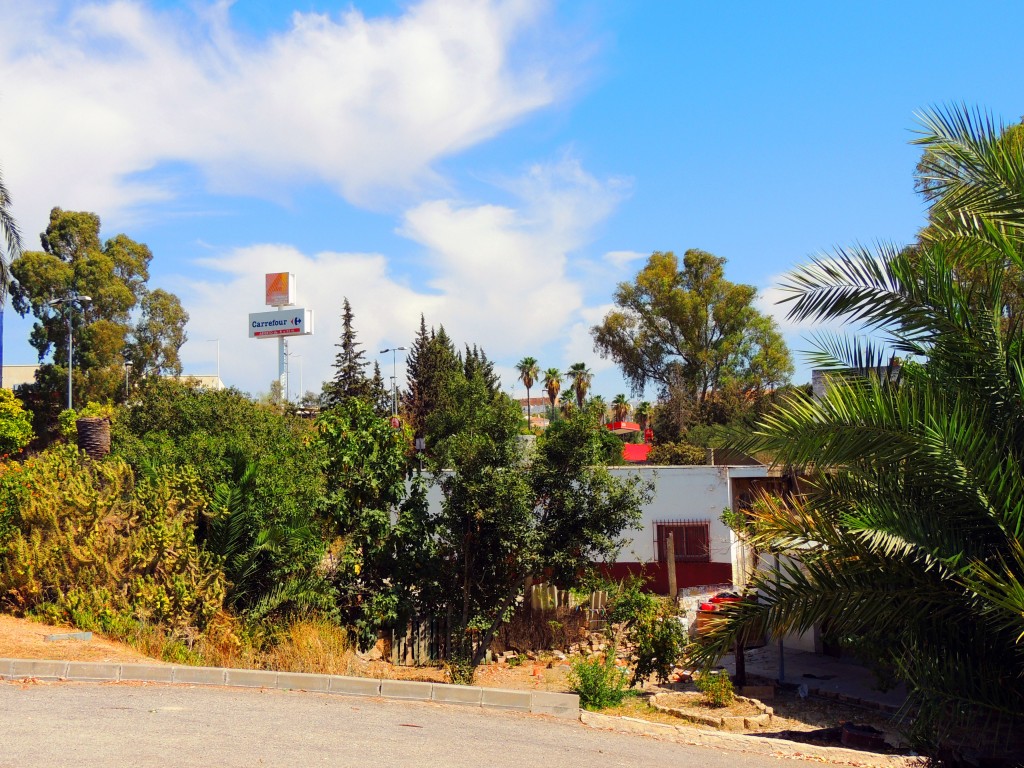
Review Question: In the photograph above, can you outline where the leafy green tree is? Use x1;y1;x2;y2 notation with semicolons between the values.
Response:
10;208;187;411
322;298;370;409
127;288;189;378
0;388;33;455
592;249;792;413
695;105;1024;764
516;356;539;423
315;398;415;647
414;381;648;679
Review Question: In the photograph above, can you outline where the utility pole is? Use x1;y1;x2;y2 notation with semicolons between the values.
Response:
379;346;407;417
47;294;92;410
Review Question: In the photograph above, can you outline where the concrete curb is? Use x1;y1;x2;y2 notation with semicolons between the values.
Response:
579;711;924;767
0;658;579;719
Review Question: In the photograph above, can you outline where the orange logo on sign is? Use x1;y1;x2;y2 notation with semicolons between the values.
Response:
265;272;291;306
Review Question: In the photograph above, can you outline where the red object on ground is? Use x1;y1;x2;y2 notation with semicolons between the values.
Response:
699;602;718;612
710;595;742;605
622;443;652;462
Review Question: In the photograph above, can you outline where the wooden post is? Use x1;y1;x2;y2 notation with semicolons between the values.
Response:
666;531;678;598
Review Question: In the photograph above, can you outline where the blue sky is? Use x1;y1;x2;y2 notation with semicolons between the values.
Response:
2;0;1023;402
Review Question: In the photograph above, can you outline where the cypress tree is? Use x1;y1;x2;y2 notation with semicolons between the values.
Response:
322;297;370;408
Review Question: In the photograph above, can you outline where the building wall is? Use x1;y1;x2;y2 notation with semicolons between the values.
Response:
2;365;39;389
419;464;767;595
603;465;766;593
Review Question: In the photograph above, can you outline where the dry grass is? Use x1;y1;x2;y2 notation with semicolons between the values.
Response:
258;619;355;675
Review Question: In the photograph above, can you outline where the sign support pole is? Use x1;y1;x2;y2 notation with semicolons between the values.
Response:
278;307;288;401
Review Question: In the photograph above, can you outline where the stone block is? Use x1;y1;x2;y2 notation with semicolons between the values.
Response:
328;676;381;698
530;691;579;719
481;688;532;712
11;660;68;680
119;664;173;683
171;666;227;685
225;668;278;688
744;713;771;729
66;662;119;682
276;672;330;693
380;679;432;701
431;683;482;706
44;631;93;642
722;715;747;731
0;658;15;678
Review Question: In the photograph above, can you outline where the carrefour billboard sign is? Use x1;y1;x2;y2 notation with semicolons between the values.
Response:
249;308;314;338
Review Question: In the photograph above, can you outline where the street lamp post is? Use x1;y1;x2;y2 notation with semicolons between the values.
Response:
48;294;92;410
379;346;407;417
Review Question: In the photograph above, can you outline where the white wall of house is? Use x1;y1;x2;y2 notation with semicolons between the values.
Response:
607;465;767;564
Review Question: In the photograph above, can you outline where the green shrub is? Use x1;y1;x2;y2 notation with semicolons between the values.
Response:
630;602;689;685
695;671;735;707
648;441;706;465
568;649;632;710
58;402;115;441
111;379;329;618
0;389;34;456
445;653;476;685
0;444;225;630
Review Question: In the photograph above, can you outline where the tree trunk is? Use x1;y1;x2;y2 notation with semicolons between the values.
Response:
734;637;746;688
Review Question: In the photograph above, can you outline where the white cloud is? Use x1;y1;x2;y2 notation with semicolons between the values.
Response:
604;250;645;269
0;0;562;232
177;157;628;395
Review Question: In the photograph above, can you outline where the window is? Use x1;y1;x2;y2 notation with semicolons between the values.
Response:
654;520;710;563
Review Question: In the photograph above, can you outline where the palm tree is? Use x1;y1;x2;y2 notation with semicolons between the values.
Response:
567;362;592;411
516;356;539;424
558;387;575;415
695;105;1024;762
635;401;652;433
611;394;630;422
589;394;608;424
0;165;22;375
0;165;20;291
543;368;561;419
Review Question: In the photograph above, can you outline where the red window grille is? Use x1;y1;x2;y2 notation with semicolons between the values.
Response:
654;520;710;563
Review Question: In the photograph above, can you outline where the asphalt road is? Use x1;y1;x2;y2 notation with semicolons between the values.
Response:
0;681;807;768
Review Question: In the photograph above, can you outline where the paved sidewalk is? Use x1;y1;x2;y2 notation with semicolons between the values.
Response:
717;643;907;711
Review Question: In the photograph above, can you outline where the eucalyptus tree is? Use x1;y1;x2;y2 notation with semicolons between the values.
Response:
592;250;792;411
11;208;187;409
696;106;1024;764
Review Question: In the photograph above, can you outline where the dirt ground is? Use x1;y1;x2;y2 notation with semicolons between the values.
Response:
0;615;159;664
